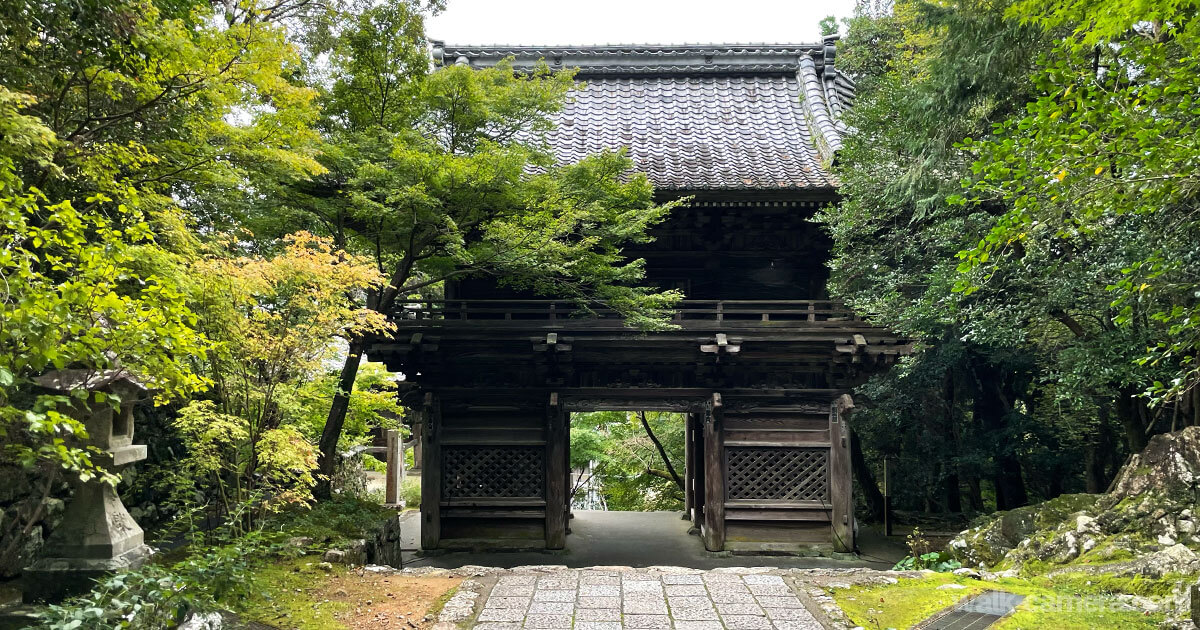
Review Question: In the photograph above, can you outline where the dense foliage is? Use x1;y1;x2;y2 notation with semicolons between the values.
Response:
826;0;1200;516
6;0;1200;621
570;411;686;512
0;0;687;591
281;4;684;493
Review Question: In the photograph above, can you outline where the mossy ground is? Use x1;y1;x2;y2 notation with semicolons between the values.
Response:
271;496;399;545
828;572;1164;630
235;557;460;630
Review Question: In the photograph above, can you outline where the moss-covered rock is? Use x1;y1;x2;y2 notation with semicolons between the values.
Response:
948;428;1200;575
1107;426;1200;506
947;493;1101;568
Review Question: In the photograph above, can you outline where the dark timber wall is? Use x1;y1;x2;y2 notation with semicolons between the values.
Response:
406;387;860;552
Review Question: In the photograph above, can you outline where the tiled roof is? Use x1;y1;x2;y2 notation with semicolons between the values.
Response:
434;42;853;191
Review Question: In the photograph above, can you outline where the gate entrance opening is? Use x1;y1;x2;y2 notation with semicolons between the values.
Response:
569;411;687;514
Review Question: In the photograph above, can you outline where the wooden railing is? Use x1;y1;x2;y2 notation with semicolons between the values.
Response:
389;299;860;325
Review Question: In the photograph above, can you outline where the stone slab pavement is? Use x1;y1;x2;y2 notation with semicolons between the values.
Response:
453;567;831;629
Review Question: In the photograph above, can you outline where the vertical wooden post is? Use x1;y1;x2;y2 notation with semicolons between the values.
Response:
420;393;441;550
398;433;406;486
564;409;572;532
692;410;705;530
545;393;567;549
385;429;400;505
702;393;725;552
412;422;423;470
830;394;855;553
684;412;695;519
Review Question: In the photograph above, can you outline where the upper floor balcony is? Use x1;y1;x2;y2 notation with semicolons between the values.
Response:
387;299;877;333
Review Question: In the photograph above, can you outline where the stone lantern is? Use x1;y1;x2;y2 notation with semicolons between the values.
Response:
22;369;153;602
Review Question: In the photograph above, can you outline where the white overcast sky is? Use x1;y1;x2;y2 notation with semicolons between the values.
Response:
426;0;858;46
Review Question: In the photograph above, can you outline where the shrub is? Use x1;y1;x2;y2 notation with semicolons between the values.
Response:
400;477;421;508
36;533;279;629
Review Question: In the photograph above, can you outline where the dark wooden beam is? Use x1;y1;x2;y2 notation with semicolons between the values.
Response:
692;411;706;531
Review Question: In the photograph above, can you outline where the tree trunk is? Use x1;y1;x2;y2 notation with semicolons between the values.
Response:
944;471;963;513
1117;387;1149;454
639;412;683;491
973;361;1028;511
1085;403;1113;493
944;366;969;513
965;475;984;512
315;339;366;500
849;429;885;522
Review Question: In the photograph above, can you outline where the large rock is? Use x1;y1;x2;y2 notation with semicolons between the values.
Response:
344;539;369;566
374;515;405;568
949;427;1200;573
1108;426;1200;504
947;493;1100;568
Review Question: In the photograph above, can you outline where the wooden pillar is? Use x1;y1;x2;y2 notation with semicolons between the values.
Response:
384;429;401;505
684;412;696;518
702;393;725;552
420;393;441;550
545;393;567;549
412;422;423;470
830;394;855;553
692;411;705;530
564;410;572;533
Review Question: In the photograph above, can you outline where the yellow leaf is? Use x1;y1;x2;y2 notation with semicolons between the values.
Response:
1095;166;1104;175
1055;170;1067;182
1050;111;1061;119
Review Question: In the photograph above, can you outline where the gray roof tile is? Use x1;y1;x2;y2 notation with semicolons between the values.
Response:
436;44;851;191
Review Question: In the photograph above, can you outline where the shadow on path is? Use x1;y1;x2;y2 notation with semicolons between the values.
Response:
398;510;904;571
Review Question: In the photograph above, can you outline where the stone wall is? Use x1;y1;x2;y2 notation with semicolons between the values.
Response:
0;467;67;578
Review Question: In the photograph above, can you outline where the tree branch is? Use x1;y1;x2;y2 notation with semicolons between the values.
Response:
638;411;683;491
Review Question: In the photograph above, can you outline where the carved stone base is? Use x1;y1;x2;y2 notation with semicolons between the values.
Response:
22;477;151;603
22;544;152;603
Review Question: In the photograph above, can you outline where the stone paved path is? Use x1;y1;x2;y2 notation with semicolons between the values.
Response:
470;569;825;629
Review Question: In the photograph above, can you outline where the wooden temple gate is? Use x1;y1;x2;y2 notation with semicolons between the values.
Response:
374;300;900;553
413;392;854;552
370;43;904;553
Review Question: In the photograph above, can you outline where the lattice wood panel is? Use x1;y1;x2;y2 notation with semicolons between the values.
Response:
443;446;544;498
726;447;829;502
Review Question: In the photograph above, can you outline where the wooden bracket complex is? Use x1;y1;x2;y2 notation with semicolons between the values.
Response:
700;333;741;362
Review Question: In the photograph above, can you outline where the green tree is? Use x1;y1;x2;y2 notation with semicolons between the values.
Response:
822;0;1055;511
827;0;1200;518
263;4;683;495
0;0;323;228
569;411;685;512
958;0;1200;441
0;0;336;541
820;15;840;37
0;86;210;568
163;233;388;524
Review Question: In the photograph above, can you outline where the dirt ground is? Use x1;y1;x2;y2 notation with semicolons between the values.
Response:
319;571;460;630
245;559;462;630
